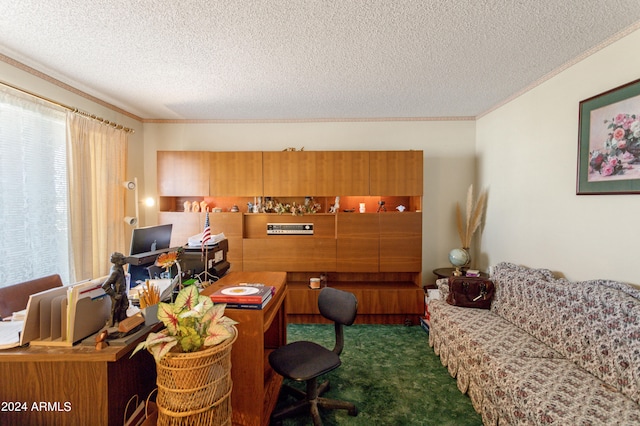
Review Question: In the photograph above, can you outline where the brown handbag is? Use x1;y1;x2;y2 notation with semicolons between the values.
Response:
446;276;495;309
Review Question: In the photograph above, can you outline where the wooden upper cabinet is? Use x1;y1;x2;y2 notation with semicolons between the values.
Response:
210;152;263;196
157;151;209;196
158;150;422;198
263;151;316;196
369;151;423;195
316;151;370;196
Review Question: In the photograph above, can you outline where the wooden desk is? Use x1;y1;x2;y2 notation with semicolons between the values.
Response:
0;329;156;425
201;271;287;426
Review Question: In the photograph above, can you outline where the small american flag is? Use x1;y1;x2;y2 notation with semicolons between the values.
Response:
201;212;211;251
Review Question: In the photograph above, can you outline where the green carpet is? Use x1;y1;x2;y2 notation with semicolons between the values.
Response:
276;324;482;426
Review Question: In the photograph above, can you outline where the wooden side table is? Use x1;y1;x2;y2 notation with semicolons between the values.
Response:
432;267;489;279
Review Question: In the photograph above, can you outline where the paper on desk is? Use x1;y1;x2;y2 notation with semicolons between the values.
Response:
129;278;176;303
0;320;23;350
187;232;226;247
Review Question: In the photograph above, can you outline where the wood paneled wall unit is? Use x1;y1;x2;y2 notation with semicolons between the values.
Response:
157;150;424;324
336;213;379;272
157;151;209;196
370;150;423;195
210;151;263;196
315;151;370;195
263;151;316;196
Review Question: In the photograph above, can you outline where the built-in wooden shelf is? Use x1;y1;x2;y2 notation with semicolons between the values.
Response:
157;150;424;324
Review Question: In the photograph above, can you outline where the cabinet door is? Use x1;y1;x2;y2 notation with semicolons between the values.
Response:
316;151;369;196
210;152;263;196
243;239;336;271
336;214;379;272
369;151;423;195
379;212;422;272
263;151;316;196
157;151;209;196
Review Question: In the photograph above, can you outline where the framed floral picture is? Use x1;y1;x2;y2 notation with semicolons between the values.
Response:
577;78;640;194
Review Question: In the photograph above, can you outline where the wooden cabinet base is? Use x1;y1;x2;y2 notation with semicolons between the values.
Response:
286;281;424;325
288;313;422;325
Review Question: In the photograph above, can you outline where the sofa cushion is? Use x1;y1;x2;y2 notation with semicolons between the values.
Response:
491;264;640;405
484;354;640;425
429;299;562;394
557;279;640;404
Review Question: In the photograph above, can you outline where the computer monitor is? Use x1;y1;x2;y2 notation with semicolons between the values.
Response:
128;224;172;286
129;224;172;255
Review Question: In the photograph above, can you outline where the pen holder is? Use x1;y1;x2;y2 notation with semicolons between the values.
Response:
142;304;159;326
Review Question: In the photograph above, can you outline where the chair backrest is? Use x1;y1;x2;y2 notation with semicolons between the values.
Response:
318;287;358;355
0;274;63;318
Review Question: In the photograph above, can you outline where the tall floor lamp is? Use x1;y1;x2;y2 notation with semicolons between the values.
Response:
123;177;139;228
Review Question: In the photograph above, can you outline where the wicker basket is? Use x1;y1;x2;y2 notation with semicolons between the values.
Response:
155;327;237;426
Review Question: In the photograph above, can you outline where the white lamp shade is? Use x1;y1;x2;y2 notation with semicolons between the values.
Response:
123;180;136;190
124;216;138;226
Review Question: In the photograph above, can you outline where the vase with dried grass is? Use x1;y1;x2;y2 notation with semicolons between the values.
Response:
450;184;487;276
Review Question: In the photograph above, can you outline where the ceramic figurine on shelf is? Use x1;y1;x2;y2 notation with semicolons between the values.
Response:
329;196;340;213
183;201;191;212
200;200;208;212
101;252;129;327
192;200;200;212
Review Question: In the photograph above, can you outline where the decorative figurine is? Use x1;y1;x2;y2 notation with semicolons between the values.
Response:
102;252;129;327
192;200;200;212
183;201;191;212
200;200;208;212
329;196;340;213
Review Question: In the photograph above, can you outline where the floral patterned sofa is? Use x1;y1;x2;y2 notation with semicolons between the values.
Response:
428;262;640;425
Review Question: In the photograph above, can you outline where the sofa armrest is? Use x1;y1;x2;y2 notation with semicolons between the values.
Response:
436;278;449;300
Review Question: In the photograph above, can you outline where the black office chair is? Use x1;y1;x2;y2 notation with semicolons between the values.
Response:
269;287;359;426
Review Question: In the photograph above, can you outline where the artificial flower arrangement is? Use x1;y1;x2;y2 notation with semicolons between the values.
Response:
131;285;237;361
156;250;179;270
156;249;183;281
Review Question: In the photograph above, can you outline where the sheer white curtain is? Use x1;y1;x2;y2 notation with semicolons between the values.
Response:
66;112;128;281
0;88;69;286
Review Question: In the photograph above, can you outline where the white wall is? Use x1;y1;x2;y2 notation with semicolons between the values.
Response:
476;28;640;284
143;120;477;284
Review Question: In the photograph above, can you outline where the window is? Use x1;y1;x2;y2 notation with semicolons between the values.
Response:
0;90;70;287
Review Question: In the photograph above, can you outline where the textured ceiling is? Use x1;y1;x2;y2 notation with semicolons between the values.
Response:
1;1;640;121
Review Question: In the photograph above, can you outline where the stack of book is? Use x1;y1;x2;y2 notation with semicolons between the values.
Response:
210;284;275;310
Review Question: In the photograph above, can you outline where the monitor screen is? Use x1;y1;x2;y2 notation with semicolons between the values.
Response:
129;224;172;255
128;224;172;287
